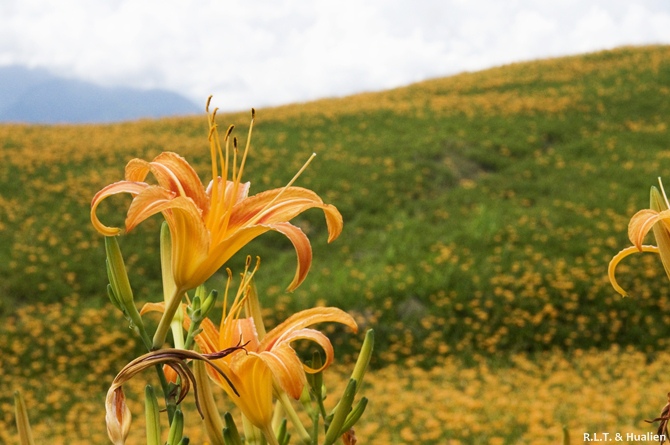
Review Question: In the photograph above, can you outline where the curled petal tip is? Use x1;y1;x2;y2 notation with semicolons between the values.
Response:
100;226;123;237
608;244;660;298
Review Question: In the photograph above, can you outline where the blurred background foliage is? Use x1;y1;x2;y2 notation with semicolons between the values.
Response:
2;45;670;443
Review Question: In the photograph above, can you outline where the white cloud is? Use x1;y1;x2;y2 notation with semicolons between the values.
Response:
1;0;669;111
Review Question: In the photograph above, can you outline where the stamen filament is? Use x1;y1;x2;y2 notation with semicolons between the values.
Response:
660;177;670;208
236;109;255;185
224;110;255;231
207;109;220;228
221;269;233;329
232;138;239;193
218;257;262;351
247;153;317;227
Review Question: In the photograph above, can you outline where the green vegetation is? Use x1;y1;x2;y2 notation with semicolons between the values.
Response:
3;44;670;444
2;46;670;368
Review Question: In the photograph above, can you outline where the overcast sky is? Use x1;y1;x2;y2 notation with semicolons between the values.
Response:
1;0;669;112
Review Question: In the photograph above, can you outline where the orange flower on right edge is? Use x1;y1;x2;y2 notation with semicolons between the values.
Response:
609;178;670;296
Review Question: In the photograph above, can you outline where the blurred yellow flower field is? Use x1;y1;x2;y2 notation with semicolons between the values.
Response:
0;296;667;443
3;45;670;443
3;46;670;362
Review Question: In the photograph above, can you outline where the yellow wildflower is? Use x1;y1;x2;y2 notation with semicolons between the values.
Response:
609;178;670;296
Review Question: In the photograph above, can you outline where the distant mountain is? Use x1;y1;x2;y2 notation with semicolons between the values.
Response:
0;66;200;124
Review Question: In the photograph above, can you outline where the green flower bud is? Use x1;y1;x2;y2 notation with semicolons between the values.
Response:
276;418;290;445
105;236;146;335
106;283;123;313
307;350;324;400
350;329;374;394
167;409;184;445
144;385;161;445
199;289;218;319
223;412;243;445
105;236;134;311
323;379;357;445
339;397;368;435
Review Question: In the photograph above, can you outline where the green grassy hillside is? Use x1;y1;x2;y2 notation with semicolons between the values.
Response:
1;45;670;365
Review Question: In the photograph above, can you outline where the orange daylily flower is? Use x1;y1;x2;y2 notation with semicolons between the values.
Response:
197;288;357;431
200;306;358;399
141;268;357;432
609;179;670;296
91;100;342;348
91;99;342;294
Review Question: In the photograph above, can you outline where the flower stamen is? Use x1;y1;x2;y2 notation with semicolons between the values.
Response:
247;153;317;227
660;177;670;209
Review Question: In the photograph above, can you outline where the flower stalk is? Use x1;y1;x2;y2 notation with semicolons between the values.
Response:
194;358;226;445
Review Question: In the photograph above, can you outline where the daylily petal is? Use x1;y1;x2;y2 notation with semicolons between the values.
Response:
610;181;670;297
124;158;151;182
228;186;343;243
210;221;313;291
274;328;337;373
139;301;167;316
628;209;667;250
260;307;358;351
192;317;222;355
167;204;211;290
194;225;272;287
188;278;355;429
126;152;209;212
608;245;660;297
268;222;312;291
231;354;274;428
206;354;274;430
91;181;150;236
124;186;177;231
205;179;251;236
258;343;307;399
651;185;670;212
257;327;339;399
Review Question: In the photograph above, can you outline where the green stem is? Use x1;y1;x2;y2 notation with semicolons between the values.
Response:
150;286;185;422
131;313;154;351
155;363;177;423
310;408;320;445
171;317;185;350
276;390;311;444
261;425;280;445
126;297;176;422
242;415;266;445
271;401;285;436
183;314;202;351
153;287;186;350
